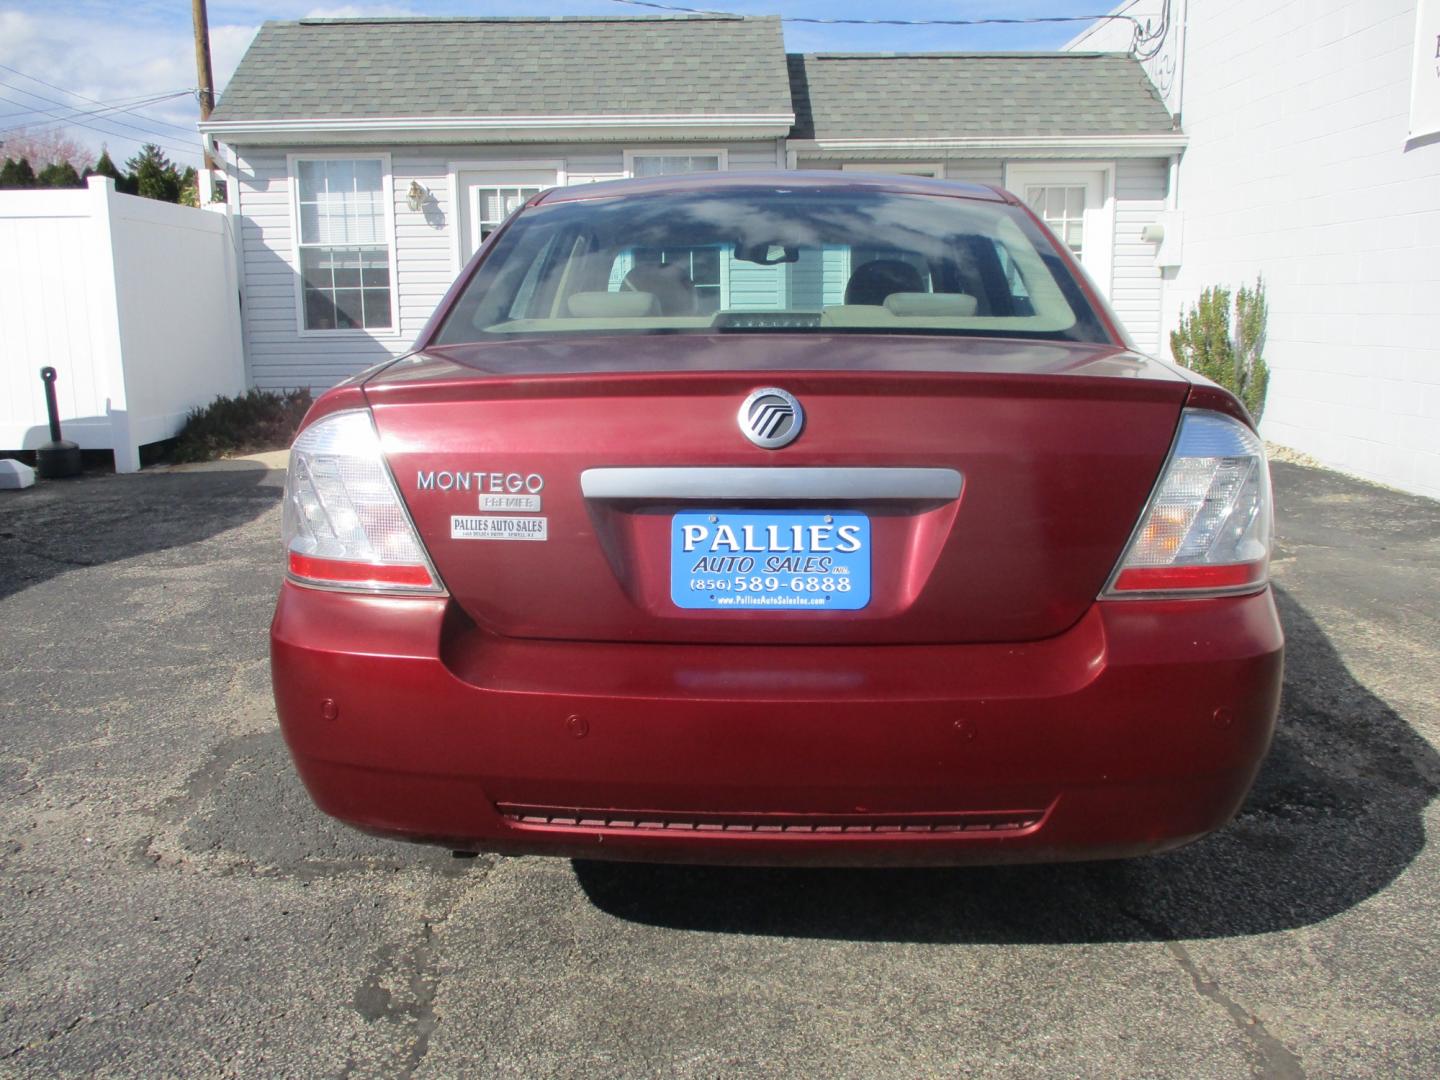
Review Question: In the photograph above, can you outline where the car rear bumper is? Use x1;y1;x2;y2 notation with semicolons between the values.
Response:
270;583;1283;866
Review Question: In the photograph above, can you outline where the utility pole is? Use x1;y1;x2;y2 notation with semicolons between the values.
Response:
192;0;218;203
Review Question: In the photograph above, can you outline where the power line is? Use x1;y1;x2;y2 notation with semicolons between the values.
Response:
604;1;1182;65
1131;0;1174;61
0;62;202;136
606;0;1146;39
0;89;200;150
0;88;190;122
0;94;201;159
0;84;197;143
0;80;197;142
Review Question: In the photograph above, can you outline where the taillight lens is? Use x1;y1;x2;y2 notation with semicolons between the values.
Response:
281;409;443;594
1105;408;1272;598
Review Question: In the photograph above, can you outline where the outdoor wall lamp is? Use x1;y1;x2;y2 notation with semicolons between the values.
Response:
406;181;430;212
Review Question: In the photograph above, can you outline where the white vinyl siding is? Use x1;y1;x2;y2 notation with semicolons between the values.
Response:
786;245;850;310
725;258;787;311
1110;157;1169;356
233;141;784;390
839;162;942;177
794;159;1006;185
944;161;1005;186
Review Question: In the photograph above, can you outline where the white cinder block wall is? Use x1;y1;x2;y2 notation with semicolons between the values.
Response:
1072;0;1440;498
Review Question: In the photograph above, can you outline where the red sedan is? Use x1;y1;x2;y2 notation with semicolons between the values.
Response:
271;172;1282;866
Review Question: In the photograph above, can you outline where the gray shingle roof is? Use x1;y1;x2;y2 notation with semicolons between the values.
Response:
210;16;792;122
787;52;1176;141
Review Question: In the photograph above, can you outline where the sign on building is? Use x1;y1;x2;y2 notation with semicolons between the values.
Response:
1413;0;1440;140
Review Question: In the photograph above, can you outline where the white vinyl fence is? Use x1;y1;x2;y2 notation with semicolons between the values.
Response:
0;176;245;472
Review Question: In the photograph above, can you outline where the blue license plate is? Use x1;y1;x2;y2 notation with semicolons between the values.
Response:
670;510;871;611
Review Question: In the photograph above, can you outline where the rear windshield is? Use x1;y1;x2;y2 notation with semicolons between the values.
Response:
432;188;1111;345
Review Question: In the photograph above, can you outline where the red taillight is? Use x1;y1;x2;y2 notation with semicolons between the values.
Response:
1111;561;1266;594
286;552;435;590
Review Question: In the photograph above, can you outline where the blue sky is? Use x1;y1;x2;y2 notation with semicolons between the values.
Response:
0;1;1117;169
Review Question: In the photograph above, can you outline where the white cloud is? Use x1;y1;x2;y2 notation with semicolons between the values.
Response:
0;7;257;168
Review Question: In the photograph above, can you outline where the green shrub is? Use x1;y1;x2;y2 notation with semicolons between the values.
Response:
172;388;312;463
1170;277;1270;421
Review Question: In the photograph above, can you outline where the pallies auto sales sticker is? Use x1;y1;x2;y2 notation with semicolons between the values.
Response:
451;515;548;541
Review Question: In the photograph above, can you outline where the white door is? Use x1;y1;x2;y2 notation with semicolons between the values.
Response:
1004;165;1113;298
454;166;561;265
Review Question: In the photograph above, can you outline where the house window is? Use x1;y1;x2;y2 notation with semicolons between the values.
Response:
624;149;727;177
1023;185;1088;258
294;157;393;332
474;185;545;245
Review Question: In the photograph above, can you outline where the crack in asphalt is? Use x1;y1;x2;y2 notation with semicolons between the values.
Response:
1;1014;82;1063
8;962;230;1068
1;944;211;1066
1161;938;1306;1080
1120;906;1305;1079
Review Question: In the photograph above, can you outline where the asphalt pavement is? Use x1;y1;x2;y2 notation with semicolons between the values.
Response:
0;458;1436;1078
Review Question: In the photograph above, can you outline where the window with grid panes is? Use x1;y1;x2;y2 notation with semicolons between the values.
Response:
475;185;544;245
295;159;392;331
628;153;722;177
1024;185;1087;259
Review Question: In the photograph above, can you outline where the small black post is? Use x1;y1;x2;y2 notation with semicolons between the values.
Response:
36;367;82;479
42;367;63;442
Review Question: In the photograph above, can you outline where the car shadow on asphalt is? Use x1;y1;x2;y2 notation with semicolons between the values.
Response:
573;586;1440;943
0;466;282;603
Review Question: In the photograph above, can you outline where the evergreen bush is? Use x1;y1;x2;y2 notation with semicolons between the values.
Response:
1170;277;1270;421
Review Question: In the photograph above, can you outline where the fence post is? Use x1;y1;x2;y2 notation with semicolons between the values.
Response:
85;176;140;473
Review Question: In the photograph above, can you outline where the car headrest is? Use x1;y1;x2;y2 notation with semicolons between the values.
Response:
883;292;979;317
844;259;926;305
566;291;659;318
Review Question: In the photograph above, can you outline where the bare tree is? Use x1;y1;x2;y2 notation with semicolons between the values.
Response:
0;127;94;171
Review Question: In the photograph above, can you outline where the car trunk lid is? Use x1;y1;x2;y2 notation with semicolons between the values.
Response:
365;335;1188;645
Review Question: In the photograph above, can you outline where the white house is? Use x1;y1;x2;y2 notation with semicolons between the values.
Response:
201;15;1184;389
1068;0;1440;499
